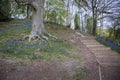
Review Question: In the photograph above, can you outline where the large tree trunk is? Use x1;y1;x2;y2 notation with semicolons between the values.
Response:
15;0;56;41
28;0;48;41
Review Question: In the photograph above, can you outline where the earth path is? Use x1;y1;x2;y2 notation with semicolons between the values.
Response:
78;36;120;80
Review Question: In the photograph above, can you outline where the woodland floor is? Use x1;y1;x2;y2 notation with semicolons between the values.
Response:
0;20;120;80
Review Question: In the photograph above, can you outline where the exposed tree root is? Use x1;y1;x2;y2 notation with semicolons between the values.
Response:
21;33;57;42
22;34;47;42
45;32;58;39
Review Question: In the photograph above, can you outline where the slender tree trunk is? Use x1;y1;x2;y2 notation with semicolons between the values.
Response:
100;13;103;36
80;12;84;32
92;17;97;36
66;0;71;27
70;1;76;29
81;14;84;32
92;0;97;36
44;1;48;22
113;26;116;39
26;5;30;19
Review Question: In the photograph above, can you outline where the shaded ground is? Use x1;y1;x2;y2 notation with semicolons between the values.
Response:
0;60;84;80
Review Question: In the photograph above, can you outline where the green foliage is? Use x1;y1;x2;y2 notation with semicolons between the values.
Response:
0;38;72;60
75;0;88;8
12;5;28;19
105;18;120;45
74;14;80;29
45;0;67;24
96;38;120;54
86;16;93;34
0;0;11;20
108;29;120;45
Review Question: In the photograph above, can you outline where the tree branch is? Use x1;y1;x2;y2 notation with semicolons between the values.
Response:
15;0;33;5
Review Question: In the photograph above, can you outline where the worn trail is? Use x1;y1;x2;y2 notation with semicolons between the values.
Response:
79;36;120;80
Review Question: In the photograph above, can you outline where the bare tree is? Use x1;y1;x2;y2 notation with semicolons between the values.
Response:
87;0;114;36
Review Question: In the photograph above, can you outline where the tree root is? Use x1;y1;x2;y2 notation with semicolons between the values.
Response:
21;33;57;42
22;34;47;42
46;32;58;39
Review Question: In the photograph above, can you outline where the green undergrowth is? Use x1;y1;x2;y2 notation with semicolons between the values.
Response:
0;20;80;62
96;38;120;54
0;19;31;26
0;39;72;61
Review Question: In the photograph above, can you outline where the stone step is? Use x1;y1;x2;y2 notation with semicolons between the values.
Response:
101;62;120;66
97;56;120;60
86;44;104;47
81;40;96;42
92;50;119;55
95;54;120;58
83;42;100;45
89;47;111;51
81;41;98;44
80;37;95;40
97;57;120;64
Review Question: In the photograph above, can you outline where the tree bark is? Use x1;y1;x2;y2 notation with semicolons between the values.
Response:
26;5;30;19
66;0;71;28
15;0;57;41
92;0;97;36
92;17;97;36
27;0;48;41
31;0;45;35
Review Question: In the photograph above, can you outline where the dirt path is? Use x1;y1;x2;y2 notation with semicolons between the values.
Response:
76;36;100;80
79;36;120;80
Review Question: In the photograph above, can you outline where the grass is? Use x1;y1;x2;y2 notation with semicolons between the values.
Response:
0;19;31;26
0;20;80;61
0;20;88;80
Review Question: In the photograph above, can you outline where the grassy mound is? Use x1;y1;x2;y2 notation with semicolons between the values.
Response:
0;20;80;61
